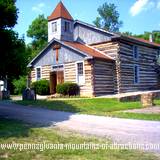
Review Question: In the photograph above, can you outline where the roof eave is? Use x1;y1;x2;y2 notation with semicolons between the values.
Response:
74;20;118;37
27;39;93;68
112;35;160;48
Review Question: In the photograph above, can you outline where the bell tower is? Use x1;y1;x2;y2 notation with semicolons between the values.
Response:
48;1;74;42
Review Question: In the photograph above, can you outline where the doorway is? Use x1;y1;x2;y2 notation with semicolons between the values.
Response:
50;71;64;94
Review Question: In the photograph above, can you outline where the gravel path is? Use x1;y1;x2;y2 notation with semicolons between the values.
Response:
123;106;160;114
0;101;160;153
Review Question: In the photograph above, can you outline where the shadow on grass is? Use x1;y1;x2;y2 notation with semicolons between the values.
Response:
16;99;83;113
0;117;32;138
0;100;80;137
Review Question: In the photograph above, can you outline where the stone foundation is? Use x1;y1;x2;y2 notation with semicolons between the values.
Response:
141;93;154;107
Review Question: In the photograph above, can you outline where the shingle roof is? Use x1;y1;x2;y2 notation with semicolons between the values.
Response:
48;1;73;21
127;36;160;47
63;41;113;60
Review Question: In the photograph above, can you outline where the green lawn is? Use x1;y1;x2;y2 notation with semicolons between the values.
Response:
0;118;159;160
16;98;141;115
15;98;160;121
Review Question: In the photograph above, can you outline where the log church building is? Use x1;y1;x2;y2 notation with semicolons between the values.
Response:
28;2;160;97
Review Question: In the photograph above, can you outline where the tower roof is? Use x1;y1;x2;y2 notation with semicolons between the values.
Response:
48;1;73;21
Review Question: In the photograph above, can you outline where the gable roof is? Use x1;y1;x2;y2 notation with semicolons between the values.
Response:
64;41;113;60
74;20;117;37
48;1;73;21
27;39;114;67
90;34;160;48
125;36;160;47
74;20;160;48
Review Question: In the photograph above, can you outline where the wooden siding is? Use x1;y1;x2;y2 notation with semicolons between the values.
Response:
74;24;112;44
118;41;159;93
93;59;115;96
64;62;76;83
31;68;36;82
92;42;119;59
41;65;52;80
31;65;52;82
33;45;85;67
64;60;94;97
80;60;94;97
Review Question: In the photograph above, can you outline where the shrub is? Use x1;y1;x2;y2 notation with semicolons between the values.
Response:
56;82;79;96
31;79;50;95
12;76;27;95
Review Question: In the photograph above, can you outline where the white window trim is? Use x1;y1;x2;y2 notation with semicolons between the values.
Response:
52;22;57;32
134;64;140;84
75;61;85;85
133;45;139;60
35;66;42;81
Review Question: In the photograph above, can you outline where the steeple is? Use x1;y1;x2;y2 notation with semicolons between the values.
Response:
48;1;74;42
48;1;73;21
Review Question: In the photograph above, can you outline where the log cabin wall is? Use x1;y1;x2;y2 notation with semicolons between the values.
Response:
64;62;76;83
64;60;94;97
41;65;52;80
91;42;120;94
92;42;119;59
30;65;52;82
30;68;36;82
118;40;159;93
93;59;115;96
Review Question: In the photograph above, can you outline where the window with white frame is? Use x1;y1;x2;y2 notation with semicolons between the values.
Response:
36;67;41;80
76;62;85;85
134;65;139;84
64;21;70;32
52;22;57;32
133;46;138;59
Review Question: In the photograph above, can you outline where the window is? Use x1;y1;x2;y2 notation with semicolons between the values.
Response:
36;67;41;80
64;21;70;32
52;22;57;32
134;65;139;84
76;62;85;85
157;50;160;65
133;46;138;59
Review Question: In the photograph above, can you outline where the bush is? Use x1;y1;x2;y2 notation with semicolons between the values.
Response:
56;82;79;96
12;76;27;95
31;79;50;95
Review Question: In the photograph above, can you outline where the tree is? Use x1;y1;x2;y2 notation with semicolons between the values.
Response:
0;0;18;29
27;14;48;58
93;2;123;32
0;0;31;92
122;31;133;36
134;31;160;44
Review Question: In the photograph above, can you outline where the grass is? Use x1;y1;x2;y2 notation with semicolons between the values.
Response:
16;98;141;115
0;118;159;160
15;98;160;121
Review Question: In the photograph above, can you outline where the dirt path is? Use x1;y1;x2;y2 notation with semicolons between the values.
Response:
0;101;160;153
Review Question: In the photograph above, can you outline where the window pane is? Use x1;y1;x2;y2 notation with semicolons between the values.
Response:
52;22;57;32
36;68;41;80
133;46;138;59
77;62;84;85
77;63;83;75
134;65;139;83
64;21;70;32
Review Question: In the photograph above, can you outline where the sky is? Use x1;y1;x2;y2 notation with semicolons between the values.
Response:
14;0;160;43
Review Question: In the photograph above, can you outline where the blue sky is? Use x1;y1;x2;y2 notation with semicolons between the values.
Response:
14;0;160;43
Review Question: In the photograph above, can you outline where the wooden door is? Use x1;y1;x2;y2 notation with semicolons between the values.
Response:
57;71;64;84
50;72;57;94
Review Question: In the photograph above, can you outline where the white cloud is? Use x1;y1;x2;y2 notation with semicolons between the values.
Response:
32;3;45;13
130;0;149;16
157;1;160;9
